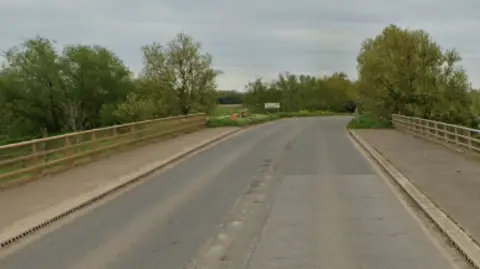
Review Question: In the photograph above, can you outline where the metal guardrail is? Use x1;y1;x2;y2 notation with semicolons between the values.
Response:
392;114;480;154
0;113;206;185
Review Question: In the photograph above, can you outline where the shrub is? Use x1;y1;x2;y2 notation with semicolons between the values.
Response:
276;110;338;118
347;113;392;129
207;114;279;127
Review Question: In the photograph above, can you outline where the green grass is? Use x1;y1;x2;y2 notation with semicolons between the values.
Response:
207;110;351;128
347;113;393;129
276;110;346;118
211;105;245;116
207;114;280;127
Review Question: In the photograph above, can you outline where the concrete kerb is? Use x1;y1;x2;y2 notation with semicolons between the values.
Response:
0;127;247;250
348;129;480;269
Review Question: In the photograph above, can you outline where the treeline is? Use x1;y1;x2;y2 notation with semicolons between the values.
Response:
0;33;219;143
356;24;479;127
2;23;480;144
243;72;357;113
217;90;244;105
242;24;480;128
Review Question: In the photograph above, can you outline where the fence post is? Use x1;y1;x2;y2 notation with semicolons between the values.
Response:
65;136;73;167
454;127;459;146
92;131;98;152
425;120;429;137
444;124;448;142
468;130;472;152
113;125;118;140
422;119;426;137
31;142;41;176
130;123;136;144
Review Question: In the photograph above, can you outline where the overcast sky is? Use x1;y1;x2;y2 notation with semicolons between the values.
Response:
1;0;480;90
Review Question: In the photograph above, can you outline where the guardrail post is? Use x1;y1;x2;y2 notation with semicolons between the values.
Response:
91;131;98;151
430;121;434;138
65;136;73;167
444;124;448;142
31;142;41;176
422;119;426;136
468;130;472;152
113;125;117;140
454;127;459;146
130;123;136;143
424;120;427;137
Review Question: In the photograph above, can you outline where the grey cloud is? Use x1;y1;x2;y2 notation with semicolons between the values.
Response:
1;0;480;89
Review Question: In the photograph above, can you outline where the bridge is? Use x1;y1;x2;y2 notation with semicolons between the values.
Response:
0;115;479;268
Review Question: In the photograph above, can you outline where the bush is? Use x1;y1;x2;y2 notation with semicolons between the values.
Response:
0;135;40;146
207;110;353;128
276;110;338;118
347;113;392;129
207;114;279;127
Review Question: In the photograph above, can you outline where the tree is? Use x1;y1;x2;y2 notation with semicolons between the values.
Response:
243;78;281;113
243;73;356;113
140;33;221;115
471;89;480;116
217;90;244;104
0;37;136;139
356;24;474;126
0;37;64;137
59;44;133;131
113;92;157;122
0;33;229;144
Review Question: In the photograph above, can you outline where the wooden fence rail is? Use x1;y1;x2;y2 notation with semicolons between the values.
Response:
392;114;480;154
0;113;206;186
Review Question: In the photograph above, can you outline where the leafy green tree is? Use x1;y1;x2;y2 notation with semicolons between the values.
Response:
113;92;157;122
356;24;474;125
471;90;480;116
243;73;356;113
59;44;133;131
243;78;281;113
0;37;64;137
0;33;227;144
140;33;221;115
217;90;244;104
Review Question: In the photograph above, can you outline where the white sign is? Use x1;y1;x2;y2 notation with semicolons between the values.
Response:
264;103;280;109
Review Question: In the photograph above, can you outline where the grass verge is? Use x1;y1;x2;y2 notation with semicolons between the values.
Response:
207;114;280;127
276;110;346;118
207;110;352;127
211;105;245;116
347;113;393;129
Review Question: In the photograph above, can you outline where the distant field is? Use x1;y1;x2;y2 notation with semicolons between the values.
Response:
218;104;243;108
213;104;245;116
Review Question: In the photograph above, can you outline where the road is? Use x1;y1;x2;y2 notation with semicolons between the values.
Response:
0;117;467;269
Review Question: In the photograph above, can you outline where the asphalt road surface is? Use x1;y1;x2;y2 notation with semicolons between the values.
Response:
0;117;467;269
